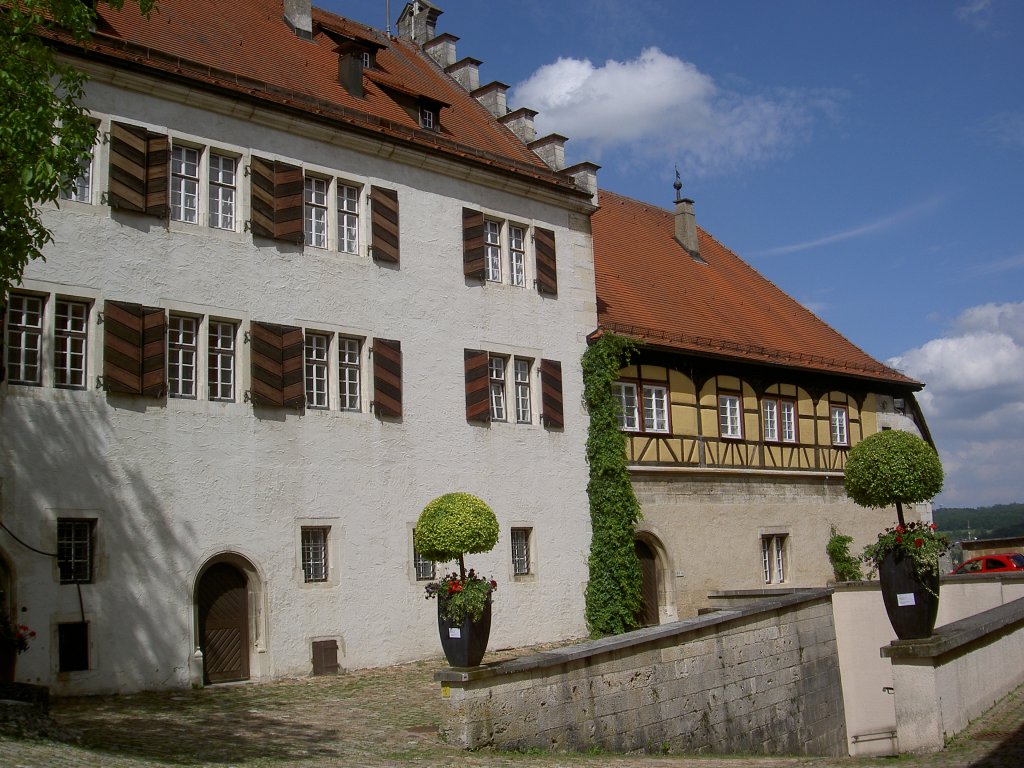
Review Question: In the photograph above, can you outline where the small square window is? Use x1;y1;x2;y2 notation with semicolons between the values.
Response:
413;529;435;581
511;528;531;576
301;527;329;583
57;519;94;584
420;107;435;130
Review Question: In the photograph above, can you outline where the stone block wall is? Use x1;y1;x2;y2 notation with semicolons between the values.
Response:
437;590;847;756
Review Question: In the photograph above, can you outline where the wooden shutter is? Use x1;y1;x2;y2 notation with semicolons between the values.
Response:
372;338;402;419
535;227;558;296
311;639;340;676
464;348;490;423
250;321;305;407
370;186;400;264
103;300;166;396
462;208;485;279
540;358;564;429
108;122;168;217
249;156;304;243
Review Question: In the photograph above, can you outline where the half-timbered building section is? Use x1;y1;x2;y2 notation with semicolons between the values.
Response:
592;189;935;622
0;0;598;694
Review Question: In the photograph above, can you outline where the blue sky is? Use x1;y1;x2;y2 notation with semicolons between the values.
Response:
328;1;1024;509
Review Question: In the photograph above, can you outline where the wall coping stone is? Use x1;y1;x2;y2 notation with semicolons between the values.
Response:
881;595;1024;660
435;587;833;683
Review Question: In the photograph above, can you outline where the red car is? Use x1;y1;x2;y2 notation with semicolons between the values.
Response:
950;553;1024;575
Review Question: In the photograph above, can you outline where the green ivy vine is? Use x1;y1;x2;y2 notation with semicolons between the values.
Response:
582;332;643;635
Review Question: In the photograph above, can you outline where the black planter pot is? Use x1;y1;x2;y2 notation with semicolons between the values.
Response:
879;551;940;640
437;595;491;667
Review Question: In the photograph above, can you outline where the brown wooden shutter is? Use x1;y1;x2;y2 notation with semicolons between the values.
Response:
249;157;304;243
370;186;400;264
462;208;485;279
372;338;402;418
250;321;305;408
540;358;564;429
464;348;490;423
311;639;339;676
103;300;166;396
144;133;169;218
535;227;558;296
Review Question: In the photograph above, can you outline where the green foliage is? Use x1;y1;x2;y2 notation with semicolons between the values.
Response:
414;492;499;565
0;0;153;298
426;571;496;624
844;430;944;510
862;520;950;586
934;503;1024;542
825;525;863;582
582;332;643;636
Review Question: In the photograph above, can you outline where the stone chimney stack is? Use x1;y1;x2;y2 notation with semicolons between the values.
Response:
283;0;312;40
673;173;700;260
397;1;442;45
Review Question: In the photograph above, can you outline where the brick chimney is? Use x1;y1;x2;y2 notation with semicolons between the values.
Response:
283;0;312;40
673;173;701;260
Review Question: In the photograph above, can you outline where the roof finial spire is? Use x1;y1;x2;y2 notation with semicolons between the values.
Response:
673;165;683;203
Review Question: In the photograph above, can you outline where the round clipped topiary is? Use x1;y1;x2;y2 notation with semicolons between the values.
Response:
415;493;499;576
844;429;943;525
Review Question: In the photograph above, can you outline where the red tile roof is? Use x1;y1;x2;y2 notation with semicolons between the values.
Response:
593;190;920;387
44;0;581;194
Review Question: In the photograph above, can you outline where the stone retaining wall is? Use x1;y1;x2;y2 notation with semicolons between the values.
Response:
436;589;846;756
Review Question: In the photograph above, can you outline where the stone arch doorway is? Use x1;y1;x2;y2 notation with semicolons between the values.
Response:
634;539;660;627
196;558;254;684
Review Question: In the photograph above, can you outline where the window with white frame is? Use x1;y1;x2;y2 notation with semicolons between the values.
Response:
338;183;359;254
642;385;669;433
488;355;507;421
761;534;787;584
57;519;95;584
339;336;361;411
762;398;778;442
420;106;435;130
831;405;849;446
762;397;797;443
484;220;502;282
613;381;639;431
511;528;531;576
514;358;531;423
208;153;236;230
509;225;526;287
171;144;200;223
60;148;93;203
167;315;197;398
304;176;329;248
413;529;435;581
719;394;742;438
781;400;796;442
208;321;236;402
54;299;88;389
5;294;44;385
301;527;329;583
305;332;330;409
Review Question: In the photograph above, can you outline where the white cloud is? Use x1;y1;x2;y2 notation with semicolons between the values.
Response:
956;0;994;29
510;47;829;177
889;302;1024;507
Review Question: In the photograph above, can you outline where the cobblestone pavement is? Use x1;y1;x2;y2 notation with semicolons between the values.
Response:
2;643;1023;768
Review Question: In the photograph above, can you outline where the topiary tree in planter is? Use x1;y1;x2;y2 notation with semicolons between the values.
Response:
415;493;499;666
844;429;946;639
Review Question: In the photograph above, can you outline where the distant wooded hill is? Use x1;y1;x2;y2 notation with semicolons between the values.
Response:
934;503;1024;542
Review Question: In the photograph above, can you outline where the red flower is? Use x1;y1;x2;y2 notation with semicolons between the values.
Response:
448;581;462;594
929;523;937;530
896;525;905;534
489;580;498;590
895;535;903;544
915;538;924;548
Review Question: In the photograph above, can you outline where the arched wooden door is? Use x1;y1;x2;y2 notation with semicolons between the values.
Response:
197;562;249;684
634;540;660;627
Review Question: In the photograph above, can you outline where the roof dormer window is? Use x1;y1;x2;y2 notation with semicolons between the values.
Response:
362;51;372;69
420;106;436;131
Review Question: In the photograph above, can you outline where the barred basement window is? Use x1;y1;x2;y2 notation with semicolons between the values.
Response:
413;529;435;581
511;528;531;576
301;527;329;583
57;519;94;584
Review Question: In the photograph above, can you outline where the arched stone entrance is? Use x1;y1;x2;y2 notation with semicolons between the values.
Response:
195;558;255;684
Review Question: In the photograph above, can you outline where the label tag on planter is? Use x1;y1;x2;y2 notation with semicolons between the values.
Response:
449;628;462;638
897;593;916;607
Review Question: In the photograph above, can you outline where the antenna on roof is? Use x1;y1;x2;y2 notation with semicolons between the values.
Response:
385;0;391;38
673;165;683;203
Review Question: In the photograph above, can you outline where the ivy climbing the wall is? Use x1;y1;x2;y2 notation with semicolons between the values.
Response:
582;332;644;635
